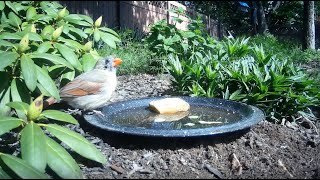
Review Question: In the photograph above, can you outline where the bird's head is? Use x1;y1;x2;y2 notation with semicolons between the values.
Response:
95;56;122;72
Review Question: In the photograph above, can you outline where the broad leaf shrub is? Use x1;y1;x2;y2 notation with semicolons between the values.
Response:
144;7;217;61
0;1;120;117
0;95;107;178
146;11;320;123
0;1;119;178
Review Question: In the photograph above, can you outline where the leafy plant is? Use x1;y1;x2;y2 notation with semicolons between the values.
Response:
99;28;163;75
0;1;120;117
159;34;320;123
0;94;106;178
144;7;217;60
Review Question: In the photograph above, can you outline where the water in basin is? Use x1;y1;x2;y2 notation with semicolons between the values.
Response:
107;105;243;130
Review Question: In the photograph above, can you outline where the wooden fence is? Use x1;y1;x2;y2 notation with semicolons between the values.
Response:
58;1;225;39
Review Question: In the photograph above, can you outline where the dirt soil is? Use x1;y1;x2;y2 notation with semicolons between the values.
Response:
69;74;320;179
3;74;319;179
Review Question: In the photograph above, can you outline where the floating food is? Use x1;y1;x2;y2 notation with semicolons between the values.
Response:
198;120;223;124
184;123;195;126
149;98;190;114
152;111;190;122
188;115;200;119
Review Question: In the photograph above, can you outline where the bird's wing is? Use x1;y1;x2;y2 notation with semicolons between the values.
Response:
60;79;102;97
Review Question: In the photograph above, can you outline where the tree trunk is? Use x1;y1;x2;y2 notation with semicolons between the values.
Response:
257;1;268;34
251;2;258;35
303;1;315;50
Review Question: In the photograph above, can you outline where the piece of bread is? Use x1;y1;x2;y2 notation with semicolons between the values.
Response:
149;98;190;114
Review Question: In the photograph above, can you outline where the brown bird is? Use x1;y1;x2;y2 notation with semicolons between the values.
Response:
44;56;122;115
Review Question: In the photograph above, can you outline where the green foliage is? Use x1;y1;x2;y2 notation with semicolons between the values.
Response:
0;95;106;178
0;1;115;179
0;1;120;116
145;13;320;123
144;8;217;60
99;28;163;75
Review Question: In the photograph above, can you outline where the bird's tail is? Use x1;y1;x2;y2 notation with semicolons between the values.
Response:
43;97;57;109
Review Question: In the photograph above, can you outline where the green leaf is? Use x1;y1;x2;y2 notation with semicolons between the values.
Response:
0;39;15;47
100;32;116;49
46;124;107;164
0;32;21;40
99;27;119;38
93;28;100;42
5;2;18;15
0;153;49;179
0;52;19;71
69;27;88;38
58;38;83;50
181;31;195;38
55;43;82;71
78;14;93;24
35;65;60;100
6;101;29;114
8;12;21;28
45;136;84;179
11;79;30;119
26;7;37;21
0;87;10;117
0;116;23;136
30;53;74;70
41;110;78;125
0;2;4;11
0;166;11;179
102;31;120;42
66;18;92;27
27;32;43;42
80;53;97;72
36;42;52;53
21;54;37;92
20;122;46;172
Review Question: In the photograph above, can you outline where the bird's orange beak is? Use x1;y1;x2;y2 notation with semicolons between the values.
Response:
112;58;122;67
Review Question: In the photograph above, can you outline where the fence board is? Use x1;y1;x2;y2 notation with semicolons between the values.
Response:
58;1;223;38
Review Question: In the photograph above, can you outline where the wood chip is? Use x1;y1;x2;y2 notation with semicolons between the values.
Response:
230;153;242;175
110;164;125;174
204;164;225;179
278;159;293;177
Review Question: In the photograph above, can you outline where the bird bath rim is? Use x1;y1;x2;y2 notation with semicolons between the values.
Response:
83;96;265;138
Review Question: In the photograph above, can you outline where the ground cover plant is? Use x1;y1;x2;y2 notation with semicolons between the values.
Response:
145;8;320;125
0;1;120;178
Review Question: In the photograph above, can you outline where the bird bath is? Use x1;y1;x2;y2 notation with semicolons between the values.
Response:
83;96;265;137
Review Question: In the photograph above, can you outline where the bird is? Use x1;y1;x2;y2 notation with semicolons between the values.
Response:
44;56;122;115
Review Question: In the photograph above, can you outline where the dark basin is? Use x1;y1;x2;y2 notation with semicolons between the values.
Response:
83;96;265;137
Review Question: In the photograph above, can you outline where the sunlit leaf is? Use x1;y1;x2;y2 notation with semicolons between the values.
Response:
35;65;60;100
80;53;97;72
6;101;29;114
8;12;21;28
30;53;74;70
0;51;19;71
0;153;49;179
20;122;46;172
46;124;107;164
45;136;84;179
41;110;78;124
21;54;37;92
55;43;82;71
0;116;23;136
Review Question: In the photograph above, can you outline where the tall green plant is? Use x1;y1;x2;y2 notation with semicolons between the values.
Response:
0;1;118;178
0;95;106;178
0;1;120;117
